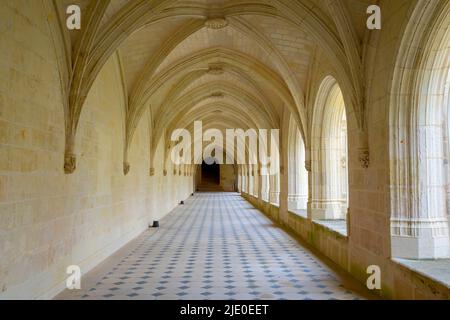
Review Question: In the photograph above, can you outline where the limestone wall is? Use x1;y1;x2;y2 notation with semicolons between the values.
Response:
220;165;235;191
0;1;192;299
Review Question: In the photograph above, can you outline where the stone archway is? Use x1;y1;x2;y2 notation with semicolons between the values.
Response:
389;1;450;259
310;76;349;221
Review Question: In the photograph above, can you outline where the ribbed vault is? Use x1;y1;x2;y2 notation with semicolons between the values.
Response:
52;0;371;174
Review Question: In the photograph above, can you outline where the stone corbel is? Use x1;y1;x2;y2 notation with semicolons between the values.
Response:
163;169;168;176
304;149;311;172
357;130;370;169
149;167;155;176
123;162;130;175
123;146;130;175
64;133;77;174
64;152;76;174
304;160;311;172
358;148;370;169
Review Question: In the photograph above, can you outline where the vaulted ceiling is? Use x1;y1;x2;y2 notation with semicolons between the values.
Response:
54;0;373;174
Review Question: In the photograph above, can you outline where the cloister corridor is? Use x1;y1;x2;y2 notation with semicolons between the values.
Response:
56;193;370;300
1;0;449;301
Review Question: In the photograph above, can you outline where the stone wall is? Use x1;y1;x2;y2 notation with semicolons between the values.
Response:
0;1;192;299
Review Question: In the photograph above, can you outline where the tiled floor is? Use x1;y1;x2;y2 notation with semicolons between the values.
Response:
57;193;366;300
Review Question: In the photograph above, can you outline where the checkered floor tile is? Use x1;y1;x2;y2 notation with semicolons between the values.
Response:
57;193;363;300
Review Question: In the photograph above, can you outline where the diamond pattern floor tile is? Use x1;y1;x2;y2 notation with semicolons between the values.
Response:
57;193;365;300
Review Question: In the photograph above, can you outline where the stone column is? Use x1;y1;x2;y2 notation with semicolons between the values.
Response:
288;132;308;211
242;165;248;193
269;172;280;205
260;166;269;202
288;194;308;210
277;121;289;224
308;145;346;220
237;165;242;193
391;144;450;258
305;149;313;220
257;165;263;200
252;164;259;197
248;164;253;196
279;165;289;225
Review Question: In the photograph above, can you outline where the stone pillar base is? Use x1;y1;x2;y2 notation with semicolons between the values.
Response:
309;200;346;220
269;192;280;205
391;235;450;259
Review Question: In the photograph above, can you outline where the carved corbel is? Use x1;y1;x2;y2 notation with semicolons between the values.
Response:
304;160;311;172
357;130;370;168
358;148;370;169
123;162;130;175
149;167;155;176
64;152;76;174
304;148;311;172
